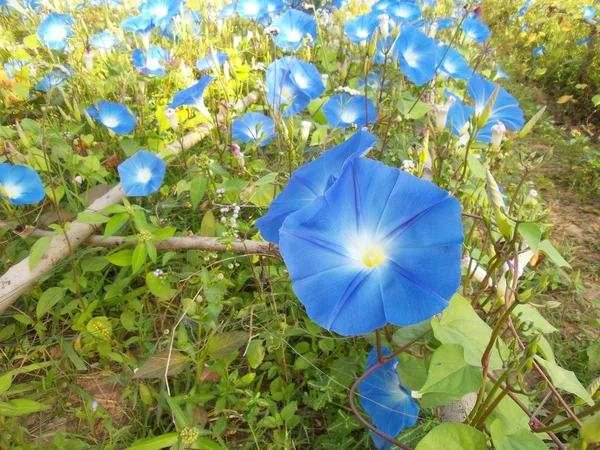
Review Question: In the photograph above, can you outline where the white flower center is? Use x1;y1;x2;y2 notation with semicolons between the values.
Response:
49;25;67;41
340;109;357;124
146;59;161;71
102;115;119;128
356;29;369;39
137;168;152;183
287;30;302;42
403;48;419;67
294;74;309;89
151;5;168;18
3;183;22;199
243;2;260;15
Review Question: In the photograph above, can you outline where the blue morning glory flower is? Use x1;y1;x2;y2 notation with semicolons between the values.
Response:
359;346;420;450
265;56;325;117
323;94;377;128
35;70;69;92
232;112;276;147
265;0;285;15
4;60;29;79
437;44;473;80
344;13;379;43
168;75;215;115
270;9;317;51
494;64;510;80
393;24;437;86
446;91;474;136
219;2;238;19
256;129;377;244
236;0;267;19
577;36;591;45
278;157;463;335
195;51;228;71
121;15;155;34
91;30;118;51
118;150;166;197
518;6;527;16
583;6;596;20
462;18;490;43
0;164;46;205
139;0;181;27
385;1;422;23
86;101;138;135
37;13;74;51
520;23;529;32
436;18;456;30
132;46;169;76
358;70;385;90
533;45;545;56
467;74;525;142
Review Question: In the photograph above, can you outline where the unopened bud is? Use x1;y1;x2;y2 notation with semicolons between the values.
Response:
491;122;506;150
165;108;178;130
321;73;329;87
434;104;450;132
233;36;241;49
378;14;389;39
300;120;312;142
83;51;94;72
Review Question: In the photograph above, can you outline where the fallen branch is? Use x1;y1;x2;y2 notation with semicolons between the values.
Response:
0;92;259;314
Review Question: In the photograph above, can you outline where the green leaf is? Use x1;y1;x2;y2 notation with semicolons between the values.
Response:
581;413;600;443
106;249;133;267
392;320;431;346
415;423;486;450
535;357;594;405
199;210;216;237
164;394;189;429
206;331;248;358
419;344;482;408
81;256;109;273
36;287;66;319
132;350;189;379
592;95;600;107
432;295;503;370
519;106;546;138
556;95;573;104
125;432;180;450
145;272;171;298
23;34;40;50
196;438;221;450
62;340;87;371
0;373;13;395
538;240;570;268
77;211;109;224
86;316;112;340
486;169;512;239
246;339;265;369
0;399;49;417
587;342;600;371
131;243;147;273
397;353;428;391
488;392;531;434
29;236;52;271
467;155;486;179
281;401;297;423
104;213;129;237
490;419;546;450
513;304;557;334
146;241;157;263
518;222;542;253
254;172;278;186
190;175;208;209
121;310;136;332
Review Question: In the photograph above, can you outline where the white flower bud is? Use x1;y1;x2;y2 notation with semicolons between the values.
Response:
223;61;231;81
233;36;241;49
74;175;83;185
321;73;329;87
83;52;94;72
433;104;449;131
378;14;389;39
300;120;312;142
246;30;254;40
165;108;178;131
491;122;506;150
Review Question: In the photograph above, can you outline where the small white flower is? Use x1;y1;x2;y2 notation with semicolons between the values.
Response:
529;189;538;198
491;123;506;150
74;175;83;185
300;120;312;142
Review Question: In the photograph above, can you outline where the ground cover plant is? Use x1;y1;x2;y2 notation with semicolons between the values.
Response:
0;0;599;449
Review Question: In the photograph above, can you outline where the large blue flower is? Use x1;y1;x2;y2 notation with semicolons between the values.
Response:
86;101;138;135
91;30;118;50
232;112;276;147
278;158;463;335
462;18;490;43
168;76;215;114
37;13;74;51
436;44;473;80
583;6;596;21
236;0;267;19
265;57;325;116
35;70;70;92
270;9;317;51
195;51;228;71
467;74;524;142
121;15;155;34
139;0;182;27
393;24;437;86
132;46;169;76
0;164;45;205
322;94;377;128
256;129;377;244
265;0;284;15
344;13;379;43
359;346;420;450
386;1;422;23
118;150;166;197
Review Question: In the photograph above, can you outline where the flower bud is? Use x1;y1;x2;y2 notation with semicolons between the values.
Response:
83;51;94;72
233;36;241;49
223;61;231;81
300;120;312;142
378;14;389;39
321;73;329;87
491;122;506;150
433;104;450;132
165;108;178;131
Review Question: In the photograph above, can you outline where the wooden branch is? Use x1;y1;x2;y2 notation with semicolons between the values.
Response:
0;92;259;314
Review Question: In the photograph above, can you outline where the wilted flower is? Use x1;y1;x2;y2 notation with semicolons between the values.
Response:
278;157;463;335
0;163;46;205
165;108;178;130
118;150;166;196
359;346;420;450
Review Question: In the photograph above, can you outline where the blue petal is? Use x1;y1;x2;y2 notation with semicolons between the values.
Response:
462;18;490;43
393;24;437;86
437;44;473;80
0;163;46;205
118;150;166;197
256;129;377;244
169;75;215;110
323;94;377;128
270;9;317;51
